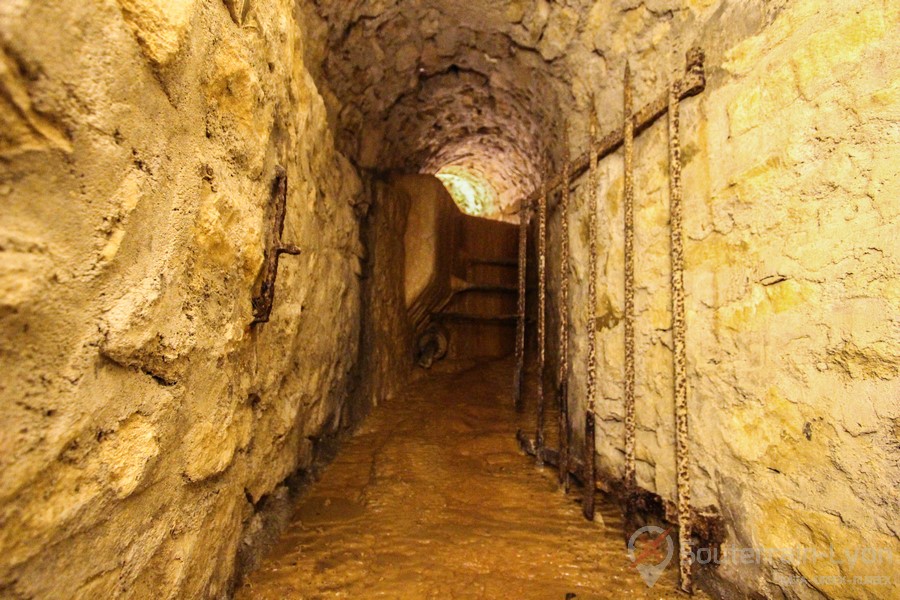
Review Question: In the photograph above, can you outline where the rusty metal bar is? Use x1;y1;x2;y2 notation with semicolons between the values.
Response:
252;167;302;325
513;198;530;412
432;312;518;324
669;81;693;595
583;112;601;522
450;283;519;294
516;48;705;215
623;63;637;491
517;429;585;481
583;412;596;520
466;257;518;267
557;138;571;490
534;170;548;452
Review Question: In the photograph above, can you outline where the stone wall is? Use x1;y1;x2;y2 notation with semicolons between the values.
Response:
299;1;900;593
543;1;899;597
357;176;415;410
0;0;369;597
2;0;898;597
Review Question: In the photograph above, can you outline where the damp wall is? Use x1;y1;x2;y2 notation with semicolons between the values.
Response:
544;1;899;597
0;1;371;596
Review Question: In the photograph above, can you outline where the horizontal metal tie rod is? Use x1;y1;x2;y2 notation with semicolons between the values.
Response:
450;283;520;294
465;257;519;267
432;312;519;323
517;48;705;213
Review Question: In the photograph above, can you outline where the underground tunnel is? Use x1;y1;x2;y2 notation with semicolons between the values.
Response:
1;0;898;599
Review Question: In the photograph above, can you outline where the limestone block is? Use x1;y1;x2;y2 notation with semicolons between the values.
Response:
519;0;550;46
100;271;196;384
0;250;51;312
202;38;272;174
0;47;71;156
721;0;819;77
96;414;160;499
539;6;579;61
505;0;528;24
790;6;887;101
717;279;814;332
395;42;419;72
222;0;250;26
116;0;196;66
420;9;442;38
834;389;881;437
194;182;264;285
727;63;798;136
828;341;900;382
97;171;145;265
184;419;239;483
752;499;900;599
435;28;460;57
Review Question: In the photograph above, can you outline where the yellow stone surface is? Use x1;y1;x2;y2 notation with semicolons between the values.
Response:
727;63;798;136
101;415;160;499
753;499;900;600
116;0;196;66
194;182;264;284
790;7;888;101
719;280;814;331
0;47;72;155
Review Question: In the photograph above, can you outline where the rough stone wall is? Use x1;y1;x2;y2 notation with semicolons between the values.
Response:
398;174;458;332
545;1;900;598
299;2;899;594
357;176;415;409
0;0;367;597
298;0;571;217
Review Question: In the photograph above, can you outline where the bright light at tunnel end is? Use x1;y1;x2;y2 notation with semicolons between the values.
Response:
435;167;500;218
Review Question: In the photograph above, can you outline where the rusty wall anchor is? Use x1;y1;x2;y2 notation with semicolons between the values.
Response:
251;166;301;325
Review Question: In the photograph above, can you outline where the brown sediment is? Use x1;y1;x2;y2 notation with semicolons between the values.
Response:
236;359;701;599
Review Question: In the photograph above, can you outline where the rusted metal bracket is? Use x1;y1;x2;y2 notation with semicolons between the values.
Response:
517;164;550;457
517;431;724;567
251;166;301;325
534;169;548;451
623;63;638;492
582;109;602;523
669;81;693;595
513;201;530;411
557;138;571;491
516;429;584;478
518;48;705;212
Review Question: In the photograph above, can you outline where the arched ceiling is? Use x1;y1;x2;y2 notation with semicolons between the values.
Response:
303;0;590;219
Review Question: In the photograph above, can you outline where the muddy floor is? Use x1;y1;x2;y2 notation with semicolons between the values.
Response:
237;358;696;599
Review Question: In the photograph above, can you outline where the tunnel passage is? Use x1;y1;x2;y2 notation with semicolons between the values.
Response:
303;0;576;220
357;170;526;412
302;1;573;371
382;175;521;368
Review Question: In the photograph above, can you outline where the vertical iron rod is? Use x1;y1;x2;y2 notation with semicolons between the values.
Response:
514;201;530;412
623;63;637;491
583;111;601;522
669;81;692;595
558;137;571;490
535;170;548;451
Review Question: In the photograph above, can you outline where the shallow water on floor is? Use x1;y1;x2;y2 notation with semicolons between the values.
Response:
237;359;698;599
